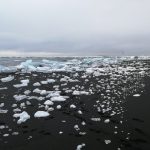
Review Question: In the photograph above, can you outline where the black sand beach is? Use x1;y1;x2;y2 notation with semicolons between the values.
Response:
0;58;150;150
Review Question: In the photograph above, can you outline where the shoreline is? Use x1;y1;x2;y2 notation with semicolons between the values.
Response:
0;58;150;150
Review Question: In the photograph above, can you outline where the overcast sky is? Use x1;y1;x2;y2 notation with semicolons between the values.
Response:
0;0;150;56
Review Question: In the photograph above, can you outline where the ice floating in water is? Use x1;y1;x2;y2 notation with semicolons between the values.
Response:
17;59;36;72
1;75;14;82
3;57;109;73
37;67;51;73
0;56;150;73
13;111;30;124
0;65;17;73
34;111;50;118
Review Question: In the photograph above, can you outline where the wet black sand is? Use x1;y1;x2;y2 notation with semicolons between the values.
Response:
0;69;150;150
125;77;150;149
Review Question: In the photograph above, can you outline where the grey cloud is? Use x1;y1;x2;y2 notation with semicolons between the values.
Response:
0;0;150;56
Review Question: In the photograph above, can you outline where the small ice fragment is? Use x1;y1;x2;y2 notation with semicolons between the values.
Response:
26;101;31;105
72;90;80;95
24;90;31;95
51;96;66;102
104;119;110;123
28;136;32;140
41;81;48;84
79;132;86;135
80;91;89;95
21;79;29;84
3;134;9;137
91;118;101;122
33;82;41;86
81;121;86;126
44;100;54;106
33;88;41;94
48;107;54;112
0;125;5;129
0;103;4;108
60;78;68;82
46;91;60;98
37;97;45;101
73;90;89;95
13;79;29;88
13;111;30;124
78;110;83;114
13;108;21;112
62;120;66;123
20;102;26;108
0;87;8;90
1;76;14;82
12;132;19;135
115;126;118;129
76;143;86;150
33;88;47;95
34;111;50;118
13;95;27;101
74;124;80;131
0;109;8;114
47;79;55;83
70;104;76;109
133;94;140;97
59;131;63;134
13;84;25;88
104;140;111;144
40;90;47;95
56;105;61;109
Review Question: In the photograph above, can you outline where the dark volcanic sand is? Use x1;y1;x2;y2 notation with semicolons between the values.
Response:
0;70;150;150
